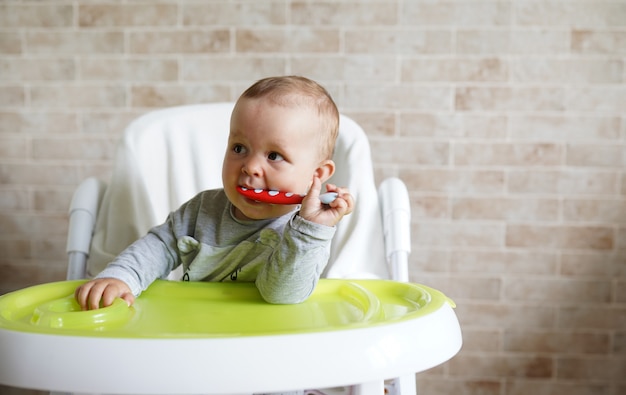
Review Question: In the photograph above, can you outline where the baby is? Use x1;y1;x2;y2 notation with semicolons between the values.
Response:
75;76;354;310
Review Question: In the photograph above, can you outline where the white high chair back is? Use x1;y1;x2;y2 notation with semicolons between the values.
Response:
84;103;390;281
64;102;415;395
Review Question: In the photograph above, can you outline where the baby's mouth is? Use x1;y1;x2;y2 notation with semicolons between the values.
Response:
236;186;302;205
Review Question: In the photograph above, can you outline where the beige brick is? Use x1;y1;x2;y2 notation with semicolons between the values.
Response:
416;378;501;395
80;111;142;135
615;281;626;304
130;30;230;54
452;197;559;221
512;58;623;84
0;188;30;210
403;2;510;26
130;84;231;108
31;238;66;260
413;222;504;248
30;85;126;108
509;115;622;141
184;2;286;26
560;251;626;277
418;274;501;301
505;278;611;304
79;4;178;27
0;137;27;159
461;329;502;352
565;87;626;113
456;86;564;111
507;169;619;195
455;301;557;330
506;381;611;395
345;84;453;110
343;112;395;137
345;29;452;54
80;58;178;82
370;139;448;165
25;32;124;54
506;224;614;250
292;2;396;25
398;113;507;139
291;56;396;82
0;112;78;134
0;58;76;81
559;306;626;330
514;2;626;27
464;115;508;139
454;143;562;167
557;357;626;381
0;213;68;237
457;29;570;55
399;112;462;138
237;28;339;53
450;250;558;275
410;195;449;219
0;86;25;107
510;30;570;54
563;199;626;224
32;188;74;212
0;4;73;28
0;263;66;294
572;30;626;55
402;58;508;82
407;248;450;274
0;32;22;54
448;354;553;379
0;164;80;186
615;331;626;354
31;137;116;161
618;228;626;249
400;169;505;194
181;57;286;81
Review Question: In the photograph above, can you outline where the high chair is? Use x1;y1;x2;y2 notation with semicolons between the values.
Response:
0;103;462;395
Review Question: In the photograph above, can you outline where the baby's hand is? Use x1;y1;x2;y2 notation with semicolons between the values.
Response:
75;277;134;311
299;176;354;227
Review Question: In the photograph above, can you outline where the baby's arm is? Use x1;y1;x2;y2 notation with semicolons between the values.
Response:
75;277;134;311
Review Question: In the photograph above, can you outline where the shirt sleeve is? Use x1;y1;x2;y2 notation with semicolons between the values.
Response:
255;213;336;304
94;193;204;296
95;231;177;296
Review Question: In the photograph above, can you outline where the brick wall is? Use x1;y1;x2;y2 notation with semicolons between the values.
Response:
1;1;624;395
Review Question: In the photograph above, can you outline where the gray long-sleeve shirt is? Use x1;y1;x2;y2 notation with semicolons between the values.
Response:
96;189;336;304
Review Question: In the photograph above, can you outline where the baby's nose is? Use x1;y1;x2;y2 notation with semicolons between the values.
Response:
242;157;263;176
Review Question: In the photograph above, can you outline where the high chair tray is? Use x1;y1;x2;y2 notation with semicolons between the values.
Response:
0;279;462;394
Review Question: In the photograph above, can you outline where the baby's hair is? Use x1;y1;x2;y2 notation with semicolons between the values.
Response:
239;76;340;160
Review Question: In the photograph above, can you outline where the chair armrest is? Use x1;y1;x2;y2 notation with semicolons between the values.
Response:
65;177;107;280
378;178;411;282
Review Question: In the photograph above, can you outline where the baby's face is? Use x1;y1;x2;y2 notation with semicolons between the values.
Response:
222;97;325;221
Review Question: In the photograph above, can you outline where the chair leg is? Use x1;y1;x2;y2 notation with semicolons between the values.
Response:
352;380;384;395
387;375;416;395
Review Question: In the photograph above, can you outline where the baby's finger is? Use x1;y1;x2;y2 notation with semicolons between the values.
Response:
101;285;121;308
87;282;108;310
120;292;135;307
303;176;322;204
330;192;354;215
75;282;94;311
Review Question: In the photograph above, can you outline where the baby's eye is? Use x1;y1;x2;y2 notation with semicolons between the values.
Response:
233;144;246;154
267;152;284;161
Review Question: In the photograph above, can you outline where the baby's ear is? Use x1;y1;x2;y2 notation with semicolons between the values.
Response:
315;159;335;183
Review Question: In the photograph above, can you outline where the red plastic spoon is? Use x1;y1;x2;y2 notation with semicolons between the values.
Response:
237;186;337;205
